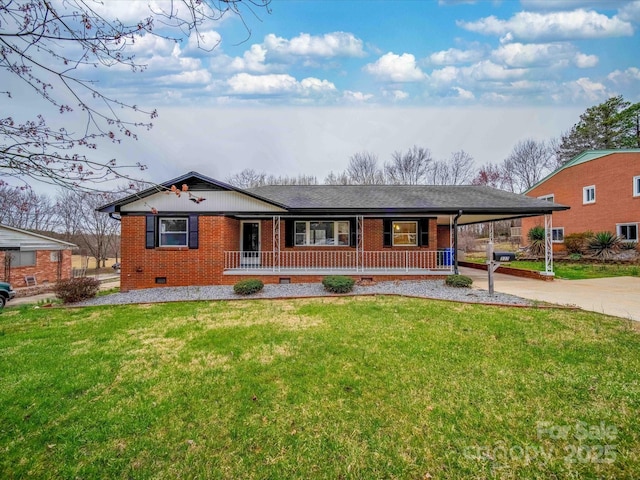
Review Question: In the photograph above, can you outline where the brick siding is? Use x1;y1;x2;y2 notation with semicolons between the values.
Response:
0;249;73;287
522;152;640;251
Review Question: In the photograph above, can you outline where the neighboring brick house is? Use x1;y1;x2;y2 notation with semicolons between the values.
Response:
522;150;640;251
0;224;77;287
98;172;567;291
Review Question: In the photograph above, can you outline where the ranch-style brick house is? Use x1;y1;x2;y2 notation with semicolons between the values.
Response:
99;172;568;291
522;149;640;250
0;224;77;287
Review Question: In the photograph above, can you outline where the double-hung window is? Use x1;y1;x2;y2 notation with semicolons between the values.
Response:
159;218;188;247
617;223;639;242
392;221;418;246
552;227;564;243
634;176;640;197
294;221;350;246
538;194;555;202
583;185;596;204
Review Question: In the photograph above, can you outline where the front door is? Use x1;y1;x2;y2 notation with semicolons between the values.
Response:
241;222;260;266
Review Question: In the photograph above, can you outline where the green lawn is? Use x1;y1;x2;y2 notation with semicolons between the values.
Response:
465;258;640;280
1;297;639;479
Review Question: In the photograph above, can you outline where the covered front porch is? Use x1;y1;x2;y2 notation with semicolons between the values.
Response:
224;249;454;275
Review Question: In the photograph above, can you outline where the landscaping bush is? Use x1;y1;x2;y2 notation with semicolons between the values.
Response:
54;277;101;304
588;231;623;261
563;231;592;254
322;275;355;293
233;279;264;295
620;241;638;251
527;226;546;257
445;274;473;288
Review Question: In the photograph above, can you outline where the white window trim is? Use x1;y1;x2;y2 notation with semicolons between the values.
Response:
294;220;350;247
583;185;596;205
159;217;188;247
616;223;639;242
551;227;564;243
538;194;555;202
392;221;418;247
634;175;640;197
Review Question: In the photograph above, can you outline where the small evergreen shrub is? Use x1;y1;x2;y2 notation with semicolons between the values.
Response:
322;275;355;293
620;241;638;251
445;274;473;288
233;279;264;295
54;277;101;304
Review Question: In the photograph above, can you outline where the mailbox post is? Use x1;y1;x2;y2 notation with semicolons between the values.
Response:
487;245;516;295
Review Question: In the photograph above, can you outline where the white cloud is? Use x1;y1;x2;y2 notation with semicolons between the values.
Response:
430;66;460;85
464;60;528;81
186;30;222;52
520;0;629;9
453;87;475;100
128;34;176;56
383;90;410;101
159;70;212;85
618;0;640;22
607;67;640;84
226;73;336;97
429;48;484;65
227;73;299;95
568;77;610;101
574;53;598;68
459;10;634;41
343;91;374;102
230;44;270;73
263;32;365;59
364;53;426;82
492;42;574;67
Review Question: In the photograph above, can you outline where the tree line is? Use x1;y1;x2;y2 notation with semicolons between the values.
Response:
226;95;640;193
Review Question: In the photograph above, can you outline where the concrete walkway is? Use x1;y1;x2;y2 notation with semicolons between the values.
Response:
460;267;640;321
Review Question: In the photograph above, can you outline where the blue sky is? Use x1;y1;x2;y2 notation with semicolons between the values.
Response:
8;0;640;187
94;0;639;108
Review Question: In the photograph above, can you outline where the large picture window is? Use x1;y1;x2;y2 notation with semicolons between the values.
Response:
159;218;188;247
294;221;350;246
393;221;418;246
7;250;36;267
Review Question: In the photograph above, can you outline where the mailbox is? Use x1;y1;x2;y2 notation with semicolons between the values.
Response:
493;252;516;262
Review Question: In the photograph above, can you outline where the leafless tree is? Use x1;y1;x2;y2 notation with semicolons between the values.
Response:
226;169;268;188
502;139;553;193
345;152;385;185
471;163;508;190
427;150;476;185
1;0;271;191
384;146;432;184
264;174;318;185
74;191;121;268
0;185;56;230
323;171;351;185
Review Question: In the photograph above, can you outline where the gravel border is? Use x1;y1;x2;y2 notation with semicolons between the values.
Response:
77;280;534;307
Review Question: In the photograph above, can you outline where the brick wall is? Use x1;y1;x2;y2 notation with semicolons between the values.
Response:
121;215;448;290
0;249;73;287
522;152;640;250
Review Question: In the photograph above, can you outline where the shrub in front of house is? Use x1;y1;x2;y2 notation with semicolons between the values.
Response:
54;277;101;304
233;279;264;295
527;226;546;257
322;276;355;294
445;274;473;288
588;231;623;261
564;231;593;254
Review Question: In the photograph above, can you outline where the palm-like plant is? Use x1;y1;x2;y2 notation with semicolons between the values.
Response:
527;226;546;257
588;231;623;261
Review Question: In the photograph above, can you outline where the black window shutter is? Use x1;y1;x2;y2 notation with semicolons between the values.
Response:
383;219;392;247
188;214;199;249
419;219;429;247
350;218;357;247
145;215;156;249
285;219;294;247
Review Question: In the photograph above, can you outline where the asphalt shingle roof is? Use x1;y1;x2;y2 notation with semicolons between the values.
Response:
246;184;567;213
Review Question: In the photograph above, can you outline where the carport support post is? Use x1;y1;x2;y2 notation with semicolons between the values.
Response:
543;214;554;277
487;222;495;295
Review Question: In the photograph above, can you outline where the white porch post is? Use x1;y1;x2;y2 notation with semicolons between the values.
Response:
357;215;364;271
273;216;281;272
487;222;495;295
543;213;554;277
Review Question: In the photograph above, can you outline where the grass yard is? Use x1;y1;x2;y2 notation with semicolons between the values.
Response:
464;257;640;280
1;297;639;479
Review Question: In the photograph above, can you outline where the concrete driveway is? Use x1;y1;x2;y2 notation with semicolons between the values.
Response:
460;267;640;321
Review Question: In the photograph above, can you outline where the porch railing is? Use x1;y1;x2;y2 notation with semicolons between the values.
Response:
224;250;453;272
